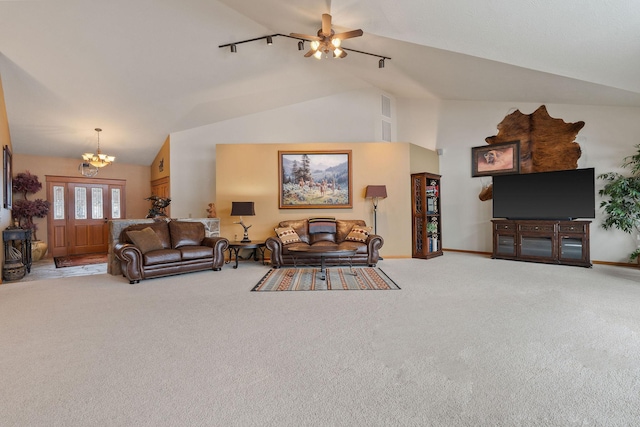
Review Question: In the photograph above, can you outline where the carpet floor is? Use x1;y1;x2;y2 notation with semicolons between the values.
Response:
1;253;639;426
53;253;108;268
253;267;400;291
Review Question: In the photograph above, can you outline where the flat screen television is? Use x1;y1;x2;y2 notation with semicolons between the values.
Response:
492;168;595;220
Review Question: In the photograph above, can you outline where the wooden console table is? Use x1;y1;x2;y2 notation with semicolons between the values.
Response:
492;219;591;267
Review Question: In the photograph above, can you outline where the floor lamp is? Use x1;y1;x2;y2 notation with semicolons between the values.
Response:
365;185;387;236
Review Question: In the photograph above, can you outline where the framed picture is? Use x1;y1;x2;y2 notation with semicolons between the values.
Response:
3;145;12;209
471;140;520;177
278;150;352;209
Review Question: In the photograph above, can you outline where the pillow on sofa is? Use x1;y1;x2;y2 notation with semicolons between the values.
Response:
127;227;164;254
345;225;372;243
275;226;301;245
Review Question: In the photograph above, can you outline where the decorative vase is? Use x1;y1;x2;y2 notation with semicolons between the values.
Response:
31;240;48;262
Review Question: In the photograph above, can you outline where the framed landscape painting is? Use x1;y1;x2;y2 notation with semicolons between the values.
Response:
471;140;520;177
278;150;352;209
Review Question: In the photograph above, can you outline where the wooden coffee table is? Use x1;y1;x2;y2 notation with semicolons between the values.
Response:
287;246;357;280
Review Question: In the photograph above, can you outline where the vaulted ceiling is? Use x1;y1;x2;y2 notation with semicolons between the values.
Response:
1;0;639;166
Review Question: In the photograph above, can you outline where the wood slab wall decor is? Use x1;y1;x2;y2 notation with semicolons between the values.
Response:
479;105;584;201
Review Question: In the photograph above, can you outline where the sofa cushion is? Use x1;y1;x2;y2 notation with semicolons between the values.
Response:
143;249;182;265
127;227;165;254
309;232;336;244
345;225;372;243
338;241;368;254
122;221;171;249
275;226;301;245
179;246;214;260
336;220;366;242
170;221;205;248
308;218;336;234
278;219;310;244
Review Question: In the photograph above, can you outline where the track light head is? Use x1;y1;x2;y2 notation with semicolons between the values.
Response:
379;58;385;68
298;40;304;51
230;44;237;53
266;36;273;45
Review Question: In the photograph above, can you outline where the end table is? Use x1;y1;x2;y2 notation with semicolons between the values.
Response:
226;241;267;269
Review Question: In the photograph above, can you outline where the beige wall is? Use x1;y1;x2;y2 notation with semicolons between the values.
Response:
216;142;438;258
0;75;13;274
410;143;440;174
13;154;151;248
151;135;170;181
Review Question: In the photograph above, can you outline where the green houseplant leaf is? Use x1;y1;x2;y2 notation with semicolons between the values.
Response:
598;144;640;261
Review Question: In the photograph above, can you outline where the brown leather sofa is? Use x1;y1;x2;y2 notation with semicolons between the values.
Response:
265;218;383;268
114;220;229;284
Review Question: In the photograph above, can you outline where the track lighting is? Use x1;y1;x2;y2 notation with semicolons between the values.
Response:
219;34;390;68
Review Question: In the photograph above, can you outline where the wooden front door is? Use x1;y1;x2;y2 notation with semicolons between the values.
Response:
47;176;126;257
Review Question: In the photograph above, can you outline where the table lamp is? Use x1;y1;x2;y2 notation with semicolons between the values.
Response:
231;202;255;242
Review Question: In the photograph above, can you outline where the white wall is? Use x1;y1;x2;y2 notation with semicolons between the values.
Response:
169;88;396;219
438;100;640;263
397;98;440;150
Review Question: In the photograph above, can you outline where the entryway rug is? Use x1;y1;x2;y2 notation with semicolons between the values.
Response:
54;253;108;269
252;267;400;291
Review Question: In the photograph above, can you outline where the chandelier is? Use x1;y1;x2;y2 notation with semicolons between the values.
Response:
82;128;115;168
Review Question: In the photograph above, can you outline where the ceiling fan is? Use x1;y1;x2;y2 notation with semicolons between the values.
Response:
290;13;363;59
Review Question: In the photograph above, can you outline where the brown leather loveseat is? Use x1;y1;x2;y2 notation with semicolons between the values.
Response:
265;218;383;268
114;220;229;284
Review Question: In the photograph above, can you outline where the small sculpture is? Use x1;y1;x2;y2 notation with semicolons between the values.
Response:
146;195;171;218
207;203;217;218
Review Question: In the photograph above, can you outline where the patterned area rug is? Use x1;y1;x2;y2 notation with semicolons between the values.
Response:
252;267;400;291
54;253;108;268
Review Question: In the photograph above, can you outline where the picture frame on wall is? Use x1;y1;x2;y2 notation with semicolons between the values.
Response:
471;140;520;177
3;145;12;209
278;150;352;209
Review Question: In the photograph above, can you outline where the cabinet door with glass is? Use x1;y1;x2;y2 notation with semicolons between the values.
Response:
411;172;443;259
492;220;516;258
557;221;591;266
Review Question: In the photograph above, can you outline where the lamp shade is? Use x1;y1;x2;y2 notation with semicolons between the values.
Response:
365;185;387;199
230;201;255;216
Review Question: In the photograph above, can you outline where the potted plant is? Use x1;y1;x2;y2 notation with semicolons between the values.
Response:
12;171;50;261
598;144;640;262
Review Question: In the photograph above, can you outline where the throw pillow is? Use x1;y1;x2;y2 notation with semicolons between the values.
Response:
345;225;372;243
275;226;301;245
127;227;164;254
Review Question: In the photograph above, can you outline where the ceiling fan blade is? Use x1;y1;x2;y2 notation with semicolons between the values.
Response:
334;29;363;40
290;32;321;41
304;49;316;58
321;13;332;37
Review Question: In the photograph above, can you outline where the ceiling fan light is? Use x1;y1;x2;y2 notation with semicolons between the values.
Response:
333;48;344;58
332;38;341;48
313;50;322;60
310;40;320;51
